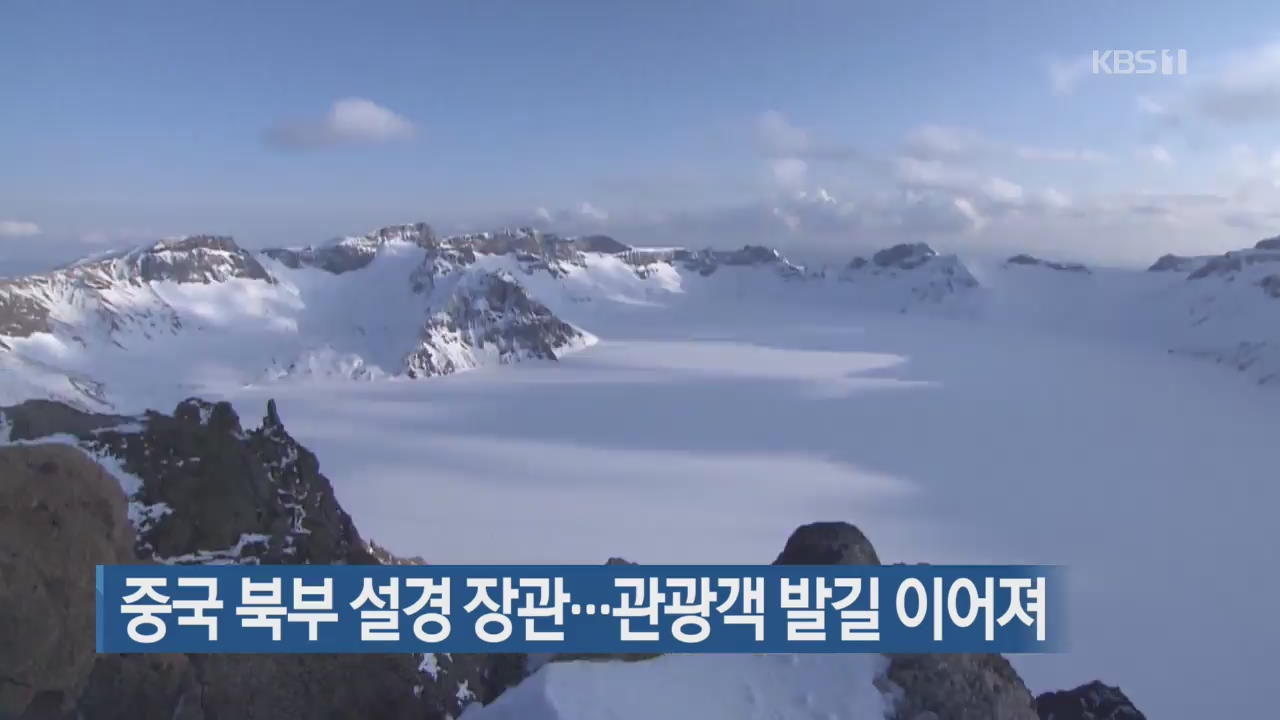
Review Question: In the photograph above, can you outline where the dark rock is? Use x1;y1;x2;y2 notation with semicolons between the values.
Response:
188;654;427;720
569;235;630;254
1034;680;1147;720
773;521;881;565
873;243;937;270
1;397;375;566
131;236;273;284
885;653;1039;720
404;271;584;379
0;236;267;345
1147;253;1198;272
0;400;128;441
0;284;53;338
769;523;1037;720
3;397;528;720
1188;249;1280;279
1255;235;1280;250
1005;254;1089;273
0;445;137;718
76;655;202;720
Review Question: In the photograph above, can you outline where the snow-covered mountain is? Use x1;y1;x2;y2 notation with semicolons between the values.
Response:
2;222;1279;412
3;222;1278;718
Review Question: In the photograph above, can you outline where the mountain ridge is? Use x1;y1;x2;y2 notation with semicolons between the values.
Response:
1;222;1278;411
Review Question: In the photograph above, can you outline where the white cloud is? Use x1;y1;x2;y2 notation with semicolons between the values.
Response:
0;220;40;237
905;125;987;159
577;201;609;222
982;177;1025;204
893;156;977;190
1013;146;1109;163
1039;187;1072;209
754;111;861;162
905;124;1106;166
1138;144;1175;167
1048;55;1094;96
266;98;416;149
1136;95;1168;116
1195;42;1280;124
770;157;809;190
756;110;810;156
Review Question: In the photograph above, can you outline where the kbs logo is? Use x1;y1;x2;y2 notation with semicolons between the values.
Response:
1092;49;1188;75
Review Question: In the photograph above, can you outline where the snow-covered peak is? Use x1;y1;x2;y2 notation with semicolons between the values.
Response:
61;234;274;285
263;222;439;274
1148;236;1280;282
405;268;594;378
839;242;980;307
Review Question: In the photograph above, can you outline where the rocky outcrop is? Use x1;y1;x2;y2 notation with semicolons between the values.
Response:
0;444;137;718
872;243;939;270
1005;254;1089;274
1187;248;1280;280
772;520;881;565
885;653;1039;720
1;397;530;720
264;223;439;274
405;270;588;379
770;521;1039;720
267;223;631;281
1034;680;1147;720
1147;253;1202;272
1148;240;1280;289
840;243;980;306
123;236;273;285
669;245;807;279
1;397;372;565
0;235;270;351
0;419;1152;720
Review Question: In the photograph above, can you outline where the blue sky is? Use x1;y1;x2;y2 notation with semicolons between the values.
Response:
5;0;1280;272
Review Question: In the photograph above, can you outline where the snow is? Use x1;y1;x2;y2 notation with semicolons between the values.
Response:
461;654;889;720
209;293;1276;720
3;237;1280;718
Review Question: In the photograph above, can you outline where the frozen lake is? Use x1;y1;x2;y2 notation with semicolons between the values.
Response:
219;300;1278;719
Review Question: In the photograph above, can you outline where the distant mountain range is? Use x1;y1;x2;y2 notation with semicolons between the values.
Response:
1;222;1278;410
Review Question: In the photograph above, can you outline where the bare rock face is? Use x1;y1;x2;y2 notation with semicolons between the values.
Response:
1255;235;1280;250
404;271;586;379
2;397;528;720
2;397;374;565
771;522;1037;720
669;245;806;279
0;235;270;359
773;521;881;565
0;444;137;718
75;655;202;720
1034;680;1147;720
873;243;938;270
885;653;1039;720
1147;253;1199;272
1005;254;1090;274
840;244;980;306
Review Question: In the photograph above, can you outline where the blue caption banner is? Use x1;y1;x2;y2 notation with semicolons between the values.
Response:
96;564;1065;654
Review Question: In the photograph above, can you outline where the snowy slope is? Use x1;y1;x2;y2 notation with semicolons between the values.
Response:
3;223;1280;718
462;654;890;720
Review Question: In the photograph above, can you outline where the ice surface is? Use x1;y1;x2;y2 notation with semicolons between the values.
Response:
461;654;889;720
